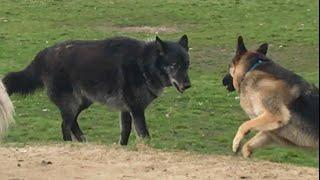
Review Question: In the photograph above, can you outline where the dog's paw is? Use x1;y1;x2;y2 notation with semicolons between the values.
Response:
232;136;242;153
80;135;87;143
242;145;252;158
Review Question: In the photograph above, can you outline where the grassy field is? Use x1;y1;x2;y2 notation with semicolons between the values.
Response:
0;0;318;167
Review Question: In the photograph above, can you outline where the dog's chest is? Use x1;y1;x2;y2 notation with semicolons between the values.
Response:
130;86;163;108
240;91;264;118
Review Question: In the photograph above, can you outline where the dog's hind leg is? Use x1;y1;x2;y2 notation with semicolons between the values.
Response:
119;111;132;145
71;98;92;142
241;131;273;158
49;91;81;141
59;106;77;141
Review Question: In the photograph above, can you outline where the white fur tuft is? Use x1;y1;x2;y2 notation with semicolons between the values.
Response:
0;81;14;139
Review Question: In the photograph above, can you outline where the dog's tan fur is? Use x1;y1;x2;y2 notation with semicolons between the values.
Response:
227;36;319;157
0;81;14;138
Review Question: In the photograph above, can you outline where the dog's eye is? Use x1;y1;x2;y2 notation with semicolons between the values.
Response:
169;63;177;69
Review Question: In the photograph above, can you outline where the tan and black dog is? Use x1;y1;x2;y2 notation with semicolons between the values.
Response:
222;36;319;158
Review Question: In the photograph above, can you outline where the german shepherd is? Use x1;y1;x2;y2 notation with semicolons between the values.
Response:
0;81;14;138
223;36;319;157
3;35;191;145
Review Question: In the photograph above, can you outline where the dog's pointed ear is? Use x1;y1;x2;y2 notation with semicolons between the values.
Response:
256;43;268;55
178;34;189;51
155;36;167;55
236;36;247;55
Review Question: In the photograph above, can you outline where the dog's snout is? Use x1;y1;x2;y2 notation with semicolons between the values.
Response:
222;73;235;92
223;74;232;86
182;80;191;90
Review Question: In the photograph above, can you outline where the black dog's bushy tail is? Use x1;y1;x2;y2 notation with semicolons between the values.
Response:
3;56;44;96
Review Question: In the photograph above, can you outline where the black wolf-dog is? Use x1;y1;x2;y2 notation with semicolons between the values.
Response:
3;35;191;145
222;36;319;157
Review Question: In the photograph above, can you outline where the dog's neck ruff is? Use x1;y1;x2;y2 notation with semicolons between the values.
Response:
238;59;264;92
242;59;264;81
142;72;160;99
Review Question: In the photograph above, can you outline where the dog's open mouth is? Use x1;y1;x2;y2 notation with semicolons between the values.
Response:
172;82;184;93
225;84;235;92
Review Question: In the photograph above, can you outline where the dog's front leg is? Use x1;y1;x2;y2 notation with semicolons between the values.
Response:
241;131;273;158
131;109;150;140
232;123;250;153
233;110;288;153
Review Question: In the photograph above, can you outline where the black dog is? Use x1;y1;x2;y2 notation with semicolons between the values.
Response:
3;35;191;145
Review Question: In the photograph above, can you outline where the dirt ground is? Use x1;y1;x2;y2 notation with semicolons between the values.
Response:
0;144;318;180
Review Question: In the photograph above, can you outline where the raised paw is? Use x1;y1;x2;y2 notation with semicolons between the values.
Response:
242;145;252;158
232;131;245;153
232;136;242;153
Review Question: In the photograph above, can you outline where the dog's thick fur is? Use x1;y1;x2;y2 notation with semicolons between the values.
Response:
223;36;319;157
0;81;14;137
3;35;191;145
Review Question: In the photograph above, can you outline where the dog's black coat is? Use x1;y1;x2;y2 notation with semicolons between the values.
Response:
3;35;191;144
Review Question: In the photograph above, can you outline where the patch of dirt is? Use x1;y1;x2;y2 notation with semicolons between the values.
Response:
118;26;179;33
97;23;179;34
0;144;318;180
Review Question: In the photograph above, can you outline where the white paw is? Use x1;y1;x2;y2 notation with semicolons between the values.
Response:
232;134;243;153
232;138;240;153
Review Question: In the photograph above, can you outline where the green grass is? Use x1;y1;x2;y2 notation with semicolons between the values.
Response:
0;0;318;167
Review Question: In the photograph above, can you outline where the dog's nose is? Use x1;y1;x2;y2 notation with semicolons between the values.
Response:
223;73;232;86
222;73;235;92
